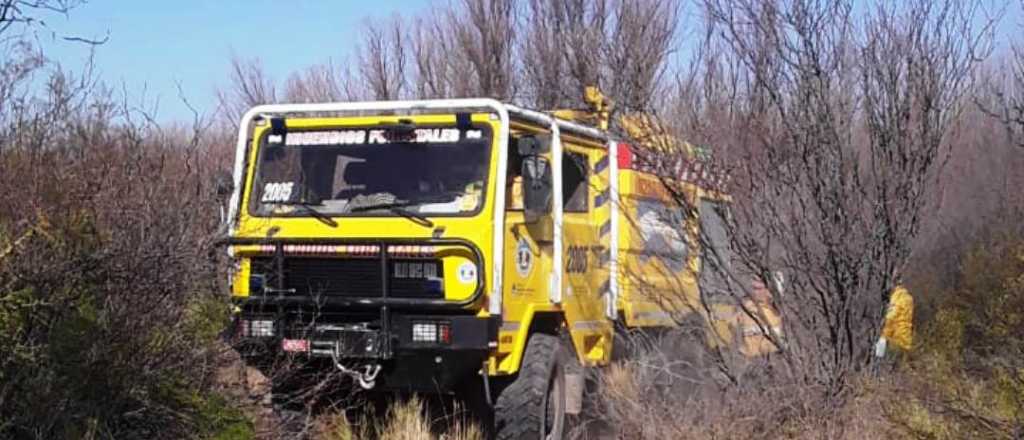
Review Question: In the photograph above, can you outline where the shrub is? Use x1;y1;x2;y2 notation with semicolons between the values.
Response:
0;62;242;438
889;236;1024;439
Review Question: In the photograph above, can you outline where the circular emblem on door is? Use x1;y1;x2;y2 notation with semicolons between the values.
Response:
457;262;478;284
515;237;533;277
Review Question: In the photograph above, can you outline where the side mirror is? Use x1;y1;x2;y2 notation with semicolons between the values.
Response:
213;170;234;198
262;115;288;156
521;155;552;222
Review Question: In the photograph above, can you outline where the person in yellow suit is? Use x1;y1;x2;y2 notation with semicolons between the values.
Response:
875;271;914;364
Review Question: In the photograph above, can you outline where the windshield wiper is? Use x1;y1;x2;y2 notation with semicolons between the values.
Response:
266;200;339;228
347;202;435;228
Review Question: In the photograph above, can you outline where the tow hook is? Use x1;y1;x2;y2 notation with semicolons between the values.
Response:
330;346;382;390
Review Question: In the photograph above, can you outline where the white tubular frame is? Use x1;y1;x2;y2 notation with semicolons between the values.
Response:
549;122;564;304
227;99;609;317
607;141;621;319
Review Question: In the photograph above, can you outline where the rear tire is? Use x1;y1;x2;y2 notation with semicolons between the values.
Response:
494;333;566;440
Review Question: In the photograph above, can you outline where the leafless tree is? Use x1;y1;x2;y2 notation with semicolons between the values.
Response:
991;0;1024;148
557;0;611;104
520;0;604;108
216;0;681;116
283;62;346;103
519;0;678;111
357;15;409;100
0;1;82;36
216;55;278;125
409;15;455;99
606;0;679;111
449;0;517;99
520;0;569;108
688;0;994;398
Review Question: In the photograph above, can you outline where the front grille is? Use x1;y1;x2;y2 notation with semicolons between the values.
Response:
286;257;382;297
251;256;444;299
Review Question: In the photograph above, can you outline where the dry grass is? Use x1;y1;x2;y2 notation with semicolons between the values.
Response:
310;397;483;440
578;340;907;440
576;238;1024;440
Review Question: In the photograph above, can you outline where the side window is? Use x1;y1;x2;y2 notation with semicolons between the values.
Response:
698;199;733;298
505;135;524;210
504;137;588;213
563;150;588;212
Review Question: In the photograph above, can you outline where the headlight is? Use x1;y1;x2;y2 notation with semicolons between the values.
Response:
411;321;451;344
239;318;275;338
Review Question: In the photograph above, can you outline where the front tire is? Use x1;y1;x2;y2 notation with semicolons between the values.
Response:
494;333;566;440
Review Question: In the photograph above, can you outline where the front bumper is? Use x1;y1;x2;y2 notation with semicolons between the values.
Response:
231;309;498;392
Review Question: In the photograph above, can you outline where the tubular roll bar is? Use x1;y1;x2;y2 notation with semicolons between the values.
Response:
227;99;611;320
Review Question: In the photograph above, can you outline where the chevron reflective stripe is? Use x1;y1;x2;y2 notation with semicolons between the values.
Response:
594;189;610;208
594;154;609;173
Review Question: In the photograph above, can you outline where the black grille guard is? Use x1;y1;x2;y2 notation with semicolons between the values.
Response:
221;236;486;311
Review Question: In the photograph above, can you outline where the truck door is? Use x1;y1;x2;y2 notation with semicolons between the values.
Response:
560;145;613;365
497;132;554;373
496;132;612;369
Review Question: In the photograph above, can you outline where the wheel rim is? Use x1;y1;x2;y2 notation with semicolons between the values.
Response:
543;367;565;440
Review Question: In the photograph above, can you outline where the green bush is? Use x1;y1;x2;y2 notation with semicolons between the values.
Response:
890;236;1024;439
0;216;248;439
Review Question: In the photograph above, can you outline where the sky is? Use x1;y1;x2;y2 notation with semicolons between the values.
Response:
32;0;1023;124
37;1;429;122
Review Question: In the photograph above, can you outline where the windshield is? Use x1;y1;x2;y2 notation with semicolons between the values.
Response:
249;125;492;217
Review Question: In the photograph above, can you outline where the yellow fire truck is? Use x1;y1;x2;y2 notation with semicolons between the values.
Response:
223;92;777;439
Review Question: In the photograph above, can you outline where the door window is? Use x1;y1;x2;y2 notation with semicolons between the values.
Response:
563;151;589;212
